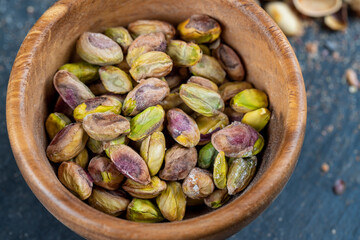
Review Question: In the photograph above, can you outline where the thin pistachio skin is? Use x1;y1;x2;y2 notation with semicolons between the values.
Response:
104;27;133;52
122;176;167;199
166;40;203;67
227;156;257;195
189;55;226;85
213;151;228;189
187;76;219;92
126;198;164;223
99;66;133;94
76;32;123;66
45;113;72;139
198;142;218;169
59;62;99;84
87;137;104;154
54;97;74;118
128;20;176;40
241;108;271;132
58;161;93;200
204;188;230;208
219;82;253;102
182;168;215;199
72;148;89;168
231;89;269;113
196;112;229;145
140;132;166;176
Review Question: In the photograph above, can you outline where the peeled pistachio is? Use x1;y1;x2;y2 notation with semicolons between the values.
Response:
199;44;211;55
129;51;173;82
179;83;224;117
189;55;226;85
104;27;133;52
182;168;214;199
160;93;183;111
159;144;197;181
224;107;245;123
88;187;130;216
186;197;204;206
108;144;151;185
88;155;124;190
167;108;200;147
166;40;203;67
45;113;72;139
99;66;133;94
72;148;89;168
58;161;93;200
76;32;123;66
128;20;176;40
177;14;221;44
122;78;170;116
249;134;265;157
82;112;130;141
54;97;73;117
46;123;88;162
213;44;245;81
213;151;228;189
156;182;186;221
231;89;268;113
187;76;218;92
128;105;165;141
196;112;229;145
59;62;99;84
219;81;253;102
126;198;164;223
241;108;271;132
227;156;257;195
53;70;95;109
140;132;166;176
198;142;218;169
123;176;166;199
88;80;109;96
87;137;104;154
204;188;230;208
324;5;348;31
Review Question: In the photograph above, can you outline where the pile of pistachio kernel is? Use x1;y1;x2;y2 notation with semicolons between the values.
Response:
45;14;271;222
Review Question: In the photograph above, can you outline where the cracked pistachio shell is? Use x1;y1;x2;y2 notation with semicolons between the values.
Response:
103;135;129;157
58;161;93;200
88;187;130;216
166;40;203;67
128;105;165;141
59;62;99;84
156;182;186;222
54;97;73;117
213;44;245;81
126;198;164;223
211;122;259;158
199;44;211;55
47;123;88;162
88;80;109;95
189;55;226;85
53;70;95;109
204;188;230;208
242;108;271;132
182;168;214;199
122;78;170;116
231;89;269;113
187;76;218;92
159;144;197;181
108;144;151;184
82;112;130;141
126;32;167;67
140;132;166;176
227;156;257;195
73;96;122;122
88;155;124;190
198;142;218;169
177;14;221;44
128;20;176;40
219;82;253;102
99;66;133;94
129;51;173;82
224;107;245;123
213;151;228;189
87;137;104;154
104;27;133;52
160;93;183;111
76;32;123;66
123;176;167;199
71;148;89;168
196;112;229;145
45;112;72;139
179;83;224;117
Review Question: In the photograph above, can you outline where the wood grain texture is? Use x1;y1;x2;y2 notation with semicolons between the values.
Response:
6;0;306;239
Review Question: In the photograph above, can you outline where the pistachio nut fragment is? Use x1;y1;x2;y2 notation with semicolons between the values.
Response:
128;20;176;40
156;182;186;221
213;44;245;81
231;89;269;113
71;148;89;168
104;27;133;52
166;40;203;67
59;62;99;84
88;155;124;190
179;83;224;117
99;66;133;94
204;188;230;208
227;156;257;195
122;78;170;116
219;81;253;102
126;32;167;67
128;105;165;141
160;93;183;111
198;142;218;169
159;144;197;181
182;168;214;199
45;112;72;139
129;51;173;82
199;44;211;55
241;108;271;132
167;108;200;147
53;70;95;109
88;80;109;96
47;123;88;162
87;137;104;154
213;151;228;189
196;112;229;145
58;161;93;200
123;176;166;199
88;187;130;216
189;55;226;85
73;95;122;122
54;97;73;117
76;32;123;66
187;76;218;92
177;14;221;44
140;132;166;176
224;107;245;123
108;144;151;185
126;198;164;223
82;112;130;141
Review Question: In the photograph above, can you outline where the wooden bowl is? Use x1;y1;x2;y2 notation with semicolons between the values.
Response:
6;0;306;239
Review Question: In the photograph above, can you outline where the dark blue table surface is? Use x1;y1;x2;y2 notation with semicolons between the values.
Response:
1;1;360;239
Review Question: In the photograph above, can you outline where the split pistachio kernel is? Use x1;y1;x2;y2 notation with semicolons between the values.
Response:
45;112;72;140
59;62;99;84
231;89;269;113
166;40;203;67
